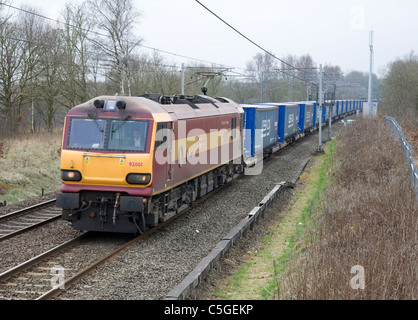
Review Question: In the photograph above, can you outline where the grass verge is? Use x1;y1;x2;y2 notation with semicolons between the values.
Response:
0;131;62;205
278;118;417;300
214;140;337;300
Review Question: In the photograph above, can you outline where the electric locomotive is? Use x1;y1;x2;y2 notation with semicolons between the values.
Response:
57;94;245;234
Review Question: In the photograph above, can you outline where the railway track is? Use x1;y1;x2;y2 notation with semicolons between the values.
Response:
0;177;237;300
0;119;354;301
0;117;353;300
0;199;60;241
0;231;136;300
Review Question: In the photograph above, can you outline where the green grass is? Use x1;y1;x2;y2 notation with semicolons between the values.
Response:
214;139;338;300
0;131;62;204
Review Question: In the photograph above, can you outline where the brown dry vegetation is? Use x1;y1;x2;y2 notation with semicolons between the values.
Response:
278;118;417;299
0;131;62;204
403;122;418;167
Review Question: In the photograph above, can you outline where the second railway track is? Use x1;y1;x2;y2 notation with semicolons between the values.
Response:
0;177;236;300
0;231;135;300
0;117;355;300
0;199;60;241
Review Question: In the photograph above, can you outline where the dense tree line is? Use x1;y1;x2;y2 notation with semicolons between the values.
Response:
0;0;383;136
0;0;144;135
381;51;418;124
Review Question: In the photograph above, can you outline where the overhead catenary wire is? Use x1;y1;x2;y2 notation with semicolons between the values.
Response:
194;1;357;88
195;0;308;75
3;1;354;91
0;2;243;71
4;1;322;84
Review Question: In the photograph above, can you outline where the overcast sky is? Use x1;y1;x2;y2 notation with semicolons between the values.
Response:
9;0;418;76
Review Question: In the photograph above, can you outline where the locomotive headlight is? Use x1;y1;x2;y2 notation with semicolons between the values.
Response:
61;170;82;181
126;173;151;185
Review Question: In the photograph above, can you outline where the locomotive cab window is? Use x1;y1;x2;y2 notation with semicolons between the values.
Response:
109;119;149;152
66;117;149;152
67;118;106;149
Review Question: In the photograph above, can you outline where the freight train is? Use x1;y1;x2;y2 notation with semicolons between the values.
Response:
56;94;366;234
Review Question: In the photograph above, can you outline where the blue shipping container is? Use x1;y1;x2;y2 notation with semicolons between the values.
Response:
263;103;299;142
241;104;279;157
317;104;329;124
294;101;316;133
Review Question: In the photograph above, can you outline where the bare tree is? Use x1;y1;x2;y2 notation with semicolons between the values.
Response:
323;63;343;81
129;51;180;95
279;54;305;101
18;4;48;132
296;53;317;81
220;79;259;104
246;52;281;102
36;26;65;132
0;0;12;27
87;0;142;95
0;21;27;133
61;2;93;108
246;52;279;83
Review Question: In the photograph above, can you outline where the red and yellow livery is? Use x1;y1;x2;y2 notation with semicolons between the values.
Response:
57;94;244;233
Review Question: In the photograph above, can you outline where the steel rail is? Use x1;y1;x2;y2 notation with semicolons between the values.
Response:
0;199;56;222
0;199;60;241
37;175;240;300
0;233;86;282
0;176;238;300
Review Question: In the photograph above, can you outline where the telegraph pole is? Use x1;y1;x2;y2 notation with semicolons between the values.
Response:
366;30;373;116
328;84;336;141
316;64;324;153
181;63;185;95
288;67;295;101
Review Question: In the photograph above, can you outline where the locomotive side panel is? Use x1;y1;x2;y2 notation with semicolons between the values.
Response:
151;113;242;195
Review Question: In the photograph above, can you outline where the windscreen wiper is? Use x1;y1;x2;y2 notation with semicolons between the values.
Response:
88;112;104;132
111;115;132;133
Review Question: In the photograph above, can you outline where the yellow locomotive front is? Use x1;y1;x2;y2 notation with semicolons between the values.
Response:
57;96;158;234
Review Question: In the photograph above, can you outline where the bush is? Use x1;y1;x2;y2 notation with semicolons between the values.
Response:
382;52;418;126
278;118;417;299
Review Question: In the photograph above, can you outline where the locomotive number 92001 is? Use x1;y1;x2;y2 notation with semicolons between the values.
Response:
129;161;143;167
